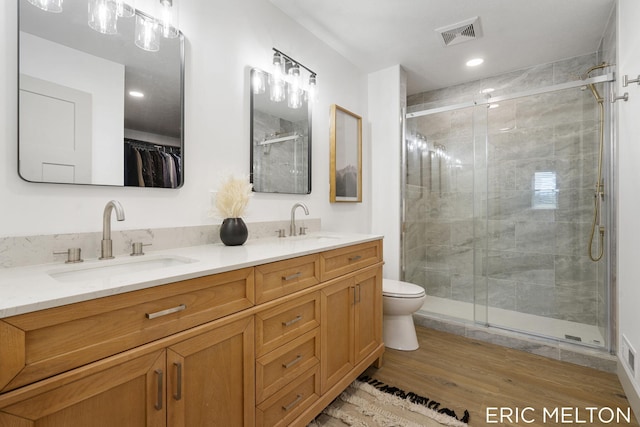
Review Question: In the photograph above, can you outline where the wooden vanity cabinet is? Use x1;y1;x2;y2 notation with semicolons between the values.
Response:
0;238;383;427
320;266;382;394
0;314;255;427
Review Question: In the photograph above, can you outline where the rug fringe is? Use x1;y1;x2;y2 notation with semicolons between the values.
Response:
357;375;470;424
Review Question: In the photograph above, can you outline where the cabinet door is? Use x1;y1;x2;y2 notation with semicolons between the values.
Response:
0;350;166;427
320;277;355;394
167;316;255;427
353;267;382;364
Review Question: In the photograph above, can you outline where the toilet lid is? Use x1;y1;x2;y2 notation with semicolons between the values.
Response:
382;279;426;298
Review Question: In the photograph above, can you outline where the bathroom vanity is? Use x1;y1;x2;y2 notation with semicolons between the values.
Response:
0;234;383;426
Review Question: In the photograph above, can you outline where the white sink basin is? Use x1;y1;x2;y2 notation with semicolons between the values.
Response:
48;255;197;283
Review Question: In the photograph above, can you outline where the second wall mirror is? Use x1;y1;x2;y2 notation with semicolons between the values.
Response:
250;67;311;194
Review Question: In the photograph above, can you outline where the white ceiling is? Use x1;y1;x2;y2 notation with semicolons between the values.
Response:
269;0;616;95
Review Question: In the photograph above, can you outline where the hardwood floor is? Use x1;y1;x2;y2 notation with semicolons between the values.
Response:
363;326;639;426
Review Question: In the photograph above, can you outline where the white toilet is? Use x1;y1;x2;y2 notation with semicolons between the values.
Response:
382;279;427;351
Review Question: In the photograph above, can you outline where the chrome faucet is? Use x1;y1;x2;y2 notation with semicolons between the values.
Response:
100;200;125;259
290;202;309;236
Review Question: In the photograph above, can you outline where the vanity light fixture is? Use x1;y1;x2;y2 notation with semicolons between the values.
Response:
116;0;135;18
159;0;179;38
88;0;118;34
287;64;303;109
85;0;178;52
134;12;159;51
252;69;266;95
26;0;63;13
270;48;319;108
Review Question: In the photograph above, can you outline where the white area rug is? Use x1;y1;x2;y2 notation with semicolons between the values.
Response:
308;379;469;427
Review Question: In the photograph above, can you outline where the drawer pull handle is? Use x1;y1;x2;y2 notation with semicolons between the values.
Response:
146;304;187;320
154;369;163;410
173;362;183;401
348;255;362;262
282;315;302;327
282;355;302;369
282;272;302;281
283;394;303;412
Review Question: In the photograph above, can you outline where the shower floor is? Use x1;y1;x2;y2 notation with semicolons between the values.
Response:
420;296;606;348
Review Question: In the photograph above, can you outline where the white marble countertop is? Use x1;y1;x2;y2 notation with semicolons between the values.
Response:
0;232;383;318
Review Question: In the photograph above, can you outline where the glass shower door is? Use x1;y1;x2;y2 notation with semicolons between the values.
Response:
479;83;609;347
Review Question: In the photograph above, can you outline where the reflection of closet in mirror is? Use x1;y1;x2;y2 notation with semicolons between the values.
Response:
124;139;182;188
250;68;311;194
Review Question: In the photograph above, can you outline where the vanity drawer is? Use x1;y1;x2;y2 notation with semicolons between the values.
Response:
255;254;320;303
256;291;320;357
256;366;320;427
256;328;320;403
0;267;254;393
320;239;383;281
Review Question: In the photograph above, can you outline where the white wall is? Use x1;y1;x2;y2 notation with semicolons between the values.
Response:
0;0;370;237
617;0;640;418
20;32;125;185
369;65;406;279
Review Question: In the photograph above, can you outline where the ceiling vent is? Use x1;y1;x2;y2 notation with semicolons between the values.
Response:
435;16;482;47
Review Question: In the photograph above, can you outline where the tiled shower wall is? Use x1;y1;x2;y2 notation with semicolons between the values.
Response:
404;52;610;328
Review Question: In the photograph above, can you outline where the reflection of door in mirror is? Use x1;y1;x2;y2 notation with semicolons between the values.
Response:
19;75;92;184
250;68;312;194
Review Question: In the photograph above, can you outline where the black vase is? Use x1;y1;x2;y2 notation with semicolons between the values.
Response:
219;218;248;246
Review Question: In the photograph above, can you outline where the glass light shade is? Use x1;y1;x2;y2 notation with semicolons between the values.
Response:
116;0;135;18
287;65;302;109
269;75;285;103
135;13;159;52
252;70;266;95
88;0;118;35
306;74;318;103
272;53;284;81
160;0;179;38
27;0;63;13
288;65;302;91
287;86;302;109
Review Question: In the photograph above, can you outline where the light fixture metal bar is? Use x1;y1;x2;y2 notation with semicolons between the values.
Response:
273;48;316;76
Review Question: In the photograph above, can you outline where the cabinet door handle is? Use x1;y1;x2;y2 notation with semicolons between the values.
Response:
282;394;303;411
282;355;302;369
282;315;302;327
173;362;183;401
146;304;187;320
154;369;163;410
348;255;362;262
282;272;302;281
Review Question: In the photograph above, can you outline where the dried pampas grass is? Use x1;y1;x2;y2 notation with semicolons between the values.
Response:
213;175;253;218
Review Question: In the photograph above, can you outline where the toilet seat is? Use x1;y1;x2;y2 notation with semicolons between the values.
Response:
382;279;426;298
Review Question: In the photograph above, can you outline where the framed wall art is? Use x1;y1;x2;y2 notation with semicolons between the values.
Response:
330;104;362;203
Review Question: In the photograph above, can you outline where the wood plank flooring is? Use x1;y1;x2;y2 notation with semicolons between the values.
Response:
363;326;638;426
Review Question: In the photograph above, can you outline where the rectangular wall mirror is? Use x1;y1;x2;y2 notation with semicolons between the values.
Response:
250;67;311;194
18;0;184;188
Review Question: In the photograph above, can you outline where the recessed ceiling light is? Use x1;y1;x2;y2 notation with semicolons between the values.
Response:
129;90;144;98
466;58;484;67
